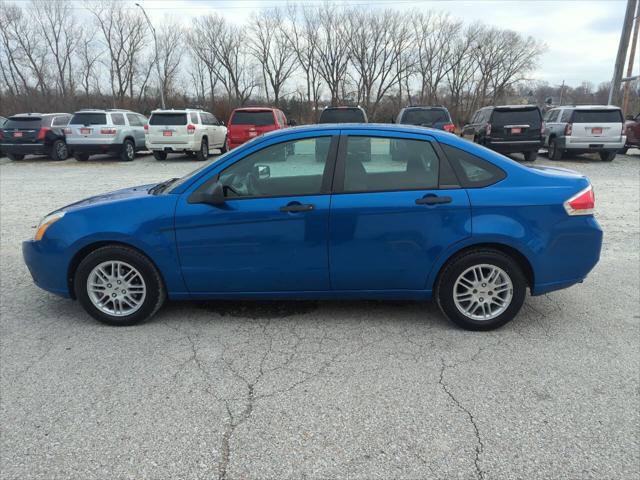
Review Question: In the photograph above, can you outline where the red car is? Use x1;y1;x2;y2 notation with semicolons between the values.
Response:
226;107;291;150
623;112;640;154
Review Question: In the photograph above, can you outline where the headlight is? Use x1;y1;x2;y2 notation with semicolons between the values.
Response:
34;211;65;241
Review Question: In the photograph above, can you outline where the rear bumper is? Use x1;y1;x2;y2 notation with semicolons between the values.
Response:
147;140;200;152
68;143;123;155
22;240;71;298
559;136;625;151
228;139;247;149
0;143;49;155
486;139;542;153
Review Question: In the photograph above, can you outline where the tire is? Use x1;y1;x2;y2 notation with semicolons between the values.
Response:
523;150;537;162
618;147;628;155
74;245;165;326
6;153;25;161
220;136;228;154
549;138;563;160
50;140;68;161
599;151;615;162
74;153;90;161
120;139;135;162
196;138;208;161
436;249;527;331
153;150;168;161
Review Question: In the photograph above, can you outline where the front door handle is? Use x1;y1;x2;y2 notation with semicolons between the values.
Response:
280;203;314;212
415;195;452;205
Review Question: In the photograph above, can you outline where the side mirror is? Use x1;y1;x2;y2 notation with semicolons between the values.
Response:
287;119;297;126
188;181;226;205
254;164;270;180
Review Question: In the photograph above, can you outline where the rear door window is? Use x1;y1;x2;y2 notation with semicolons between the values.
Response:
572;110;623;123
111;113;125;125
341;136;439;192
441;143;506;188
4;117;43;129
70;113;107;125
231;111;275;126
126;114;141;126
149;113;188;126
491;108;541;127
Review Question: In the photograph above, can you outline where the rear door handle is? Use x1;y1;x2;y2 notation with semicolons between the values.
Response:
415;195;452;205
280;203;314;212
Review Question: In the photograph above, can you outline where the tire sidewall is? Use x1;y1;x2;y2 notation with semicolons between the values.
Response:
74;246;164;326
121;140;135;161
153;150;167;161
51;140;68;161
196;138;208;161
437;250;527;331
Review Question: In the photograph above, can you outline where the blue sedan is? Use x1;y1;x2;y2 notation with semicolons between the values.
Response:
22;124;602;330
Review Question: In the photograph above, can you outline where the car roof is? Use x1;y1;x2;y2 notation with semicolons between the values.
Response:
563;105;621;110
323;106;364;110
10;113;68;117
73;109;136;113
151;108;207;113
232;107;278;112
260;123;456;139
402;105;449;110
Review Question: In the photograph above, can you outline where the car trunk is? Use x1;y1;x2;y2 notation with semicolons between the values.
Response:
570;109;623;143
148;112;190;144
67;113;108;141
489;107;542;141
228;110;277;144
1;117;44;144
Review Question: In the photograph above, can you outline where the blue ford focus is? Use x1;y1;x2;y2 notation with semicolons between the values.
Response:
23;124;602;330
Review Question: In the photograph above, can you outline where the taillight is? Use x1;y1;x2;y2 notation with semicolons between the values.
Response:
443;123;456;133
486;123;492;135
187;124;196;134
564;123;572;136
37;127;50;140
64;127;72;135
564;185;595;216
100;128;116;135
144;124;149;134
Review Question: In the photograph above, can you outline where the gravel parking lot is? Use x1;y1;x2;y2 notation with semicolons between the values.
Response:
1;150;639;479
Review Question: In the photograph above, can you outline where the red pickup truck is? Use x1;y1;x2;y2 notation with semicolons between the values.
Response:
623;113;640;154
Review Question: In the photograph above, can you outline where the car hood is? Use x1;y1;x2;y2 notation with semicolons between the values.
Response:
56;183;157;213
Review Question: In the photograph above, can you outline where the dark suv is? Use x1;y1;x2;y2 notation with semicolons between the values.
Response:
396;106;456;132
318;106;368;124
0;113;71;161
461;105;543;161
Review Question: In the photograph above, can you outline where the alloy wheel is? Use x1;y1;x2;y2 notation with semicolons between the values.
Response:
453;264;513;321
87;260;147;317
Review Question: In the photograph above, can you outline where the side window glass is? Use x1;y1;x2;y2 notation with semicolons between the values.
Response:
190;112;199;124
343;136;439;192
219;137;332;198
52;116;69;127
125;114;139;126
544;110;557;122
138;114;148;125
111;113;125;126
560;110;572;123
441;143;505;188
211;115;219;126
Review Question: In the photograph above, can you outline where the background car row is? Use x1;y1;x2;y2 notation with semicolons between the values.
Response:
0;103;634;163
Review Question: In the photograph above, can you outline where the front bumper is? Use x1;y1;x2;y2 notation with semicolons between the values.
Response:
485;139;542;153
559;136;625;152
22;240;71;298
1;143;49;156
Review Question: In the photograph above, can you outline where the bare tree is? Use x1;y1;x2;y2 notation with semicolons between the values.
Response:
247;8;297;106
156;20;184;101
313;4;350;105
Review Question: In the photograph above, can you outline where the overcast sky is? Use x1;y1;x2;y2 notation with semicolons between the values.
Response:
135;0;629;87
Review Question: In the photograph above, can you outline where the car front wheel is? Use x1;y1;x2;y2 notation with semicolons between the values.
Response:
196;138;208;161
436;249;527;331
523;150;537;162
120;140;135;162
74;245;165;326
6;153;25;161
549;138;563;160
599;151;615;162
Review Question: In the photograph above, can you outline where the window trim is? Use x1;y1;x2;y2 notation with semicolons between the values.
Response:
331;133;459;195
189;135;340;202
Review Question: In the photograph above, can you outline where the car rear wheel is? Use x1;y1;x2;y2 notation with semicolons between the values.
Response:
548;138;563;160
618;147;628;155
120;140;135;162
523;150;537;162
436;249;527;331
6;153;25;161
220;136;228;154
74;153;90;161
50;140;68;161
599;151;615;162
153;150;168;161
74;245;165;326
196;138;208;161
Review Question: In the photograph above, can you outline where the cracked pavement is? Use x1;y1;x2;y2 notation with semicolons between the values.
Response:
1;151;639;479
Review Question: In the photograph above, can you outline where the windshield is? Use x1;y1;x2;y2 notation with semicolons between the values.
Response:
401;109;450;125
4;117;42;128
573;110;623;123
70;113;107;125
491;108;541;127
149;113;188;126
319;109;366;123
230;111;274;126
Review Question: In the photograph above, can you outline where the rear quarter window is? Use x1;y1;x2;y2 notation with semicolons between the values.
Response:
110;113;125;125
441;143;506;188
572;110;623;123
149;113;188;126
231;111;275;126
491;108;541;127
70;113;107;125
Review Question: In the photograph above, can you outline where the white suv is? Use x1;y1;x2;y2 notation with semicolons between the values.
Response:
145;109;227;161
